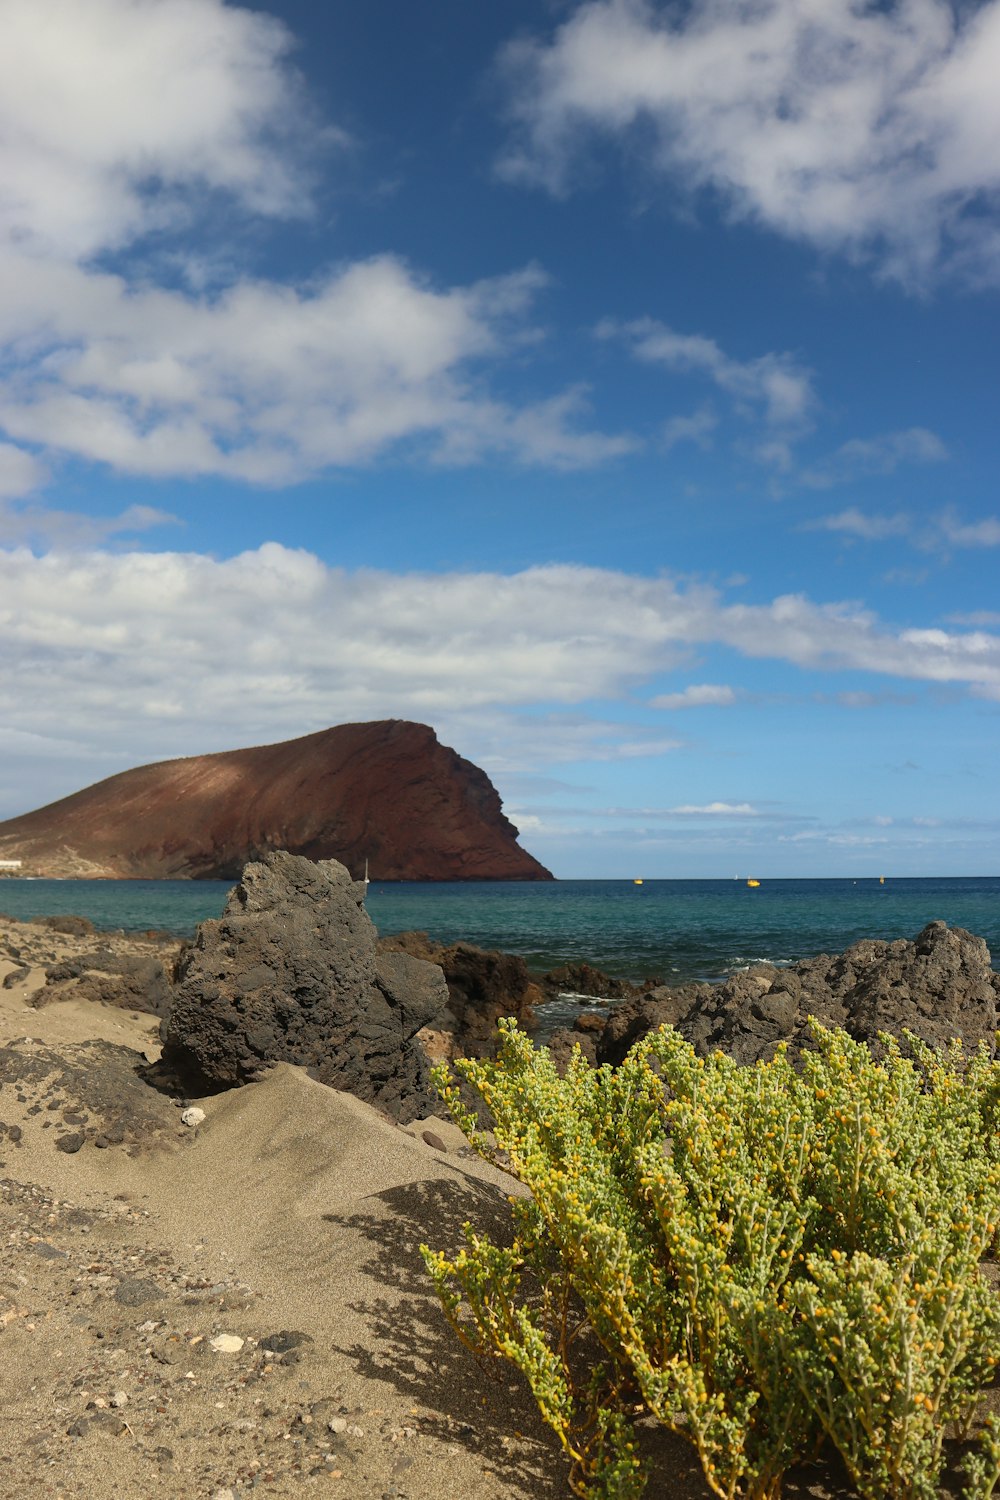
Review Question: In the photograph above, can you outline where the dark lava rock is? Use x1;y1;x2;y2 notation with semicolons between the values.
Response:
28;914;96;937
54;1131;85;1153
260;1329;312;1355
540;962;645;1001
1;965;30;990
160;852;449;1122
379;931;543;1053
36;950;172;1017
0;1039;180;1153
594;922;999;1068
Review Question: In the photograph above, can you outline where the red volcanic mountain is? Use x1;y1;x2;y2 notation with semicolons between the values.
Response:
0;720;553;881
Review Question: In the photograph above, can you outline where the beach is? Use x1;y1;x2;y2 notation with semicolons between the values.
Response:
2;899;999;1500
0;917;578;1500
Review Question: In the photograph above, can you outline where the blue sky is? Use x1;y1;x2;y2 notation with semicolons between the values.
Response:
0;0;998;877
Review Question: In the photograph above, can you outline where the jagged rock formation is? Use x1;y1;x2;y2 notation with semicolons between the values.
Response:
0;720;553;882
160;852;450;1122
579;922;1000;1070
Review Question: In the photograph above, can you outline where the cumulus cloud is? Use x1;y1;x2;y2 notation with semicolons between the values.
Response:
2;545;1000;811
0;1;630;487
498;0;1000;285
0;254;631;480
600;317;815;429
0;0;318;262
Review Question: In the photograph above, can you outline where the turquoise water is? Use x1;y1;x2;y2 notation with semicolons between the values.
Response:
1;875;997;984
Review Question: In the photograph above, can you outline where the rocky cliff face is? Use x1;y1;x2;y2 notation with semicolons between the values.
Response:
0;720;553;881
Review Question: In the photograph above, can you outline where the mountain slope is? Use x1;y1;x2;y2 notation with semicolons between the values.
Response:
0;720;553;881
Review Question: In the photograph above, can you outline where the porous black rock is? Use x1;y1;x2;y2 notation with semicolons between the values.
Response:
378;930;542;1053
596;922;1000;1068
37;951;172;1017
160;852;449;1122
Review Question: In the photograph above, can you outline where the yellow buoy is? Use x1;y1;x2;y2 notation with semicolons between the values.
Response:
747;878;761;888
633;878;644;885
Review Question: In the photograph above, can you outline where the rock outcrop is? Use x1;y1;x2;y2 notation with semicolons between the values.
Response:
379;930;543;1056
587;922;1000;1069
0;719;553;882
160;852;450;1122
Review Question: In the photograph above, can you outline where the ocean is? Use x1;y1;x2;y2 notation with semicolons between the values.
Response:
1;875;997;986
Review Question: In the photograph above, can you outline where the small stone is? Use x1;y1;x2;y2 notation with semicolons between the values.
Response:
115;1278;161;1306
209;1333;244;1354
210;1489;236;1500
55;1131;85;1154
180;1107;206;1127
421;1130;446;1152
109;1391;129;1408
327;1417;347;1434
260;1328;311;1355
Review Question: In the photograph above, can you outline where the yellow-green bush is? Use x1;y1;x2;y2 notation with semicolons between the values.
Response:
421;1020;1000;1500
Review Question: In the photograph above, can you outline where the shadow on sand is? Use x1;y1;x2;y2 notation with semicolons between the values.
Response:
318;1163;964;1500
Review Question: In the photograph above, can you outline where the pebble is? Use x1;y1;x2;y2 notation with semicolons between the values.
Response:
209;1333;245;1354
181;1106;206;1127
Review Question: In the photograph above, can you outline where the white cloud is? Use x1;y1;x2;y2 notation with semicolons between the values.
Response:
0;499;177;548
2;546;1000;809
661;406;717;451
0;253;630;480
938;509;1000;547
667;802;758;817
0;2;630;486
650;683;735;709
0;442;47;497
0;0;318;262
600;317;815;428
807;508;912;540
800;429;947;488
499;0;1000;285
948;610;1000;626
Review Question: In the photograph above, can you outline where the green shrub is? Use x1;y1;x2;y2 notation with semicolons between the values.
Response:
421;1020;1000;1500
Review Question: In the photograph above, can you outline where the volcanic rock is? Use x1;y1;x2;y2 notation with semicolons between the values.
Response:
34;950;173;1017
379;931;543;1055
160;852;450;1122
0;719;553;881
595;922;1000;1068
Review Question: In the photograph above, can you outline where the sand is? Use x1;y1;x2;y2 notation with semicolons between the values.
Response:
0;921;580;1499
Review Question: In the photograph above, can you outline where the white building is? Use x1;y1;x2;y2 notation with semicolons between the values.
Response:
0;859;22;870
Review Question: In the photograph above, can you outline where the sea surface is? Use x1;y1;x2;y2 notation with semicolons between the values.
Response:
1;875;997;986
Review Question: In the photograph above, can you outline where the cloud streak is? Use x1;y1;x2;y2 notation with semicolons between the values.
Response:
599;317;815;428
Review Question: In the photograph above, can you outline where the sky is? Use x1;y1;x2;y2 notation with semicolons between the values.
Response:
0;0;998;879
